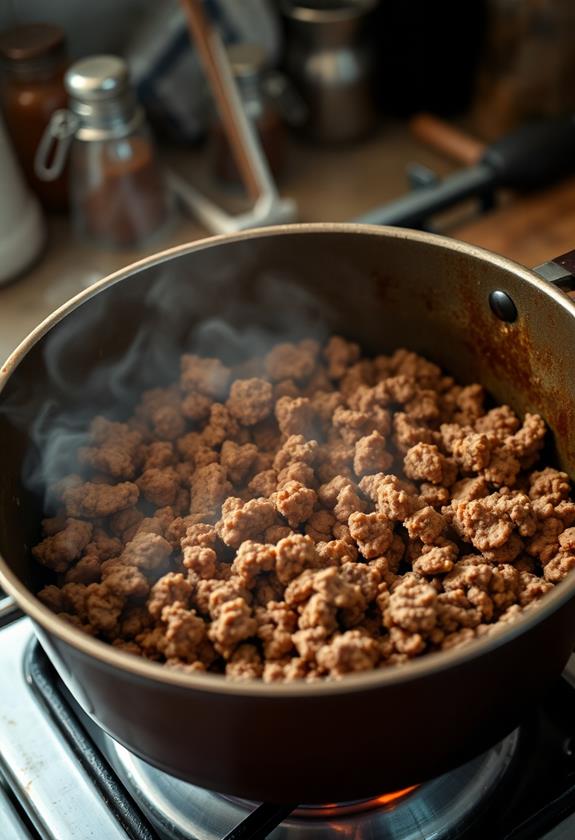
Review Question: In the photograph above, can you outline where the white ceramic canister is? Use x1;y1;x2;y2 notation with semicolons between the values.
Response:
0;112;44;284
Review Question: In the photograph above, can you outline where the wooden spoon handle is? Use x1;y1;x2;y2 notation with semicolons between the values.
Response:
410;113;486;167
179;0;262;201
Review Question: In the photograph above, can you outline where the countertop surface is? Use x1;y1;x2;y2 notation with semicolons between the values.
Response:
1;121;573;365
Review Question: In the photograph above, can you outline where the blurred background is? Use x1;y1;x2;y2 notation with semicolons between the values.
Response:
1;0;575;360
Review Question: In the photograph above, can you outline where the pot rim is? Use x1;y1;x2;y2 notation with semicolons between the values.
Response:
1;221;575;698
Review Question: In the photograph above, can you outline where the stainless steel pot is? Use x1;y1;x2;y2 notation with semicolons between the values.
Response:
1;224;575;804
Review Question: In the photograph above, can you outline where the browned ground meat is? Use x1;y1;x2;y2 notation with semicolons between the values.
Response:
227;378;273;426
33;519;93;572
35;338;573;681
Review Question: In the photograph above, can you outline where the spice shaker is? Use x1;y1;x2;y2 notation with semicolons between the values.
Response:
36;55;171;248
0;23;69;210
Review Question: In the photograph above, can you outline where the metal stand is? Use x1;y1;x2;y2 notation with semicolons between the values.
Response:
174;0;297;233
167;168;296;234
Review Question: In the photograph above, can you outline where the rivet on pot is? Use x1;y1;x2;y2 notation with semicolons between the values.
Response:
489;290;517;323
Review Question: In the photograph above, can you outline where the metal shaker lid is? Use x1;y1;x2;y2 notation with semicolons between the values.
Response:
64;54;142;140
65;55;129;100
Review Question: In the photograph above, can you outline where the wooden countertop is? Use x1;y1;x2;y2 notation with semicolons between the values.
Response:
455;177;575;267
0;120;573;362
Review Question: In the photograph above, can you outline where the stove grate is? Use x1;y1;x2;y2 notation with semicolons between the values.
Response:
25;640;296;840
23;637;575;840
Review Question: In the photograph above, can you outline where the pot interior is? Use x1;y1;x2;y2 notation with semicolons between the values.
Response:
1;227;575;592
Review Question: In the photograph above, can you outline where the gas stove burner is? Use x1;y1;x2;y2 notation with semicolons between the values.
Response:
5;618;575;840
102;730;518;839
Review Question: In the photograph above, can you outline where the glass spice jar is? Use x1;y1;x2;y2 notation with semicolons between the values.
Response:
0;23;69;210
36;55;172;248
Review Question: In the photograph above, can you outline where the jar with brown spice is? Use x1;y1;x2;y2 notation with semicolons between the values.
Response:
0;23;69;210
36;55;172;248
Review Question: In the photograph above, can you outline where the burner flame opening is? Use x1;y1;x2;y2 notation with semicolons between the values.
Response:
293;786;419;818
373;786;419;807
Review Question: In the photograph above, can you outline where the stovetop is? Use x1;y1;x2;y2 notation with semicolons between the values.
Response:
3;613;575;840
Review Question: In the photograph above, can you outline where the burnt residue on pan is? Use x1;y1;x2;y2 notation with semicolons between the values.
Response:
459;279;575;474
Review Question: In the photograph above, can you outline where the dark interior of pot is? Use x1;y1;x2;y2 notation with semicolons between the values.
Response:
1;227;575;593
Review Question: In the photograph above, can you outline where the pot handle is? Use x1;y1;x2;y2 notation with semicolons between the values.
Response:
533;251;575;294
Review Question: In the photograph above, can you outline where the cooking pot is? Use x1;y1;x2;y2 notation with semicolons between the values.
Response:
1;223;575;804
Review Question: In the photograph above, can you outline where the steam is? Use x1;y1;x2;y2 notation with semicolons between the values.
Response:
0;258;337;515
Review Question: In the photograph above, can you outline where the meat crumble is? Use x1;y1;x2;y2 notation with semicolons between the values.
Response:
34;338;573;682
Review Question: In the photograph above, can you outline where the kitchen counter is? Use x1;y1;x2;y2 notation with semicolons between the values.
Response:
1;120;573;364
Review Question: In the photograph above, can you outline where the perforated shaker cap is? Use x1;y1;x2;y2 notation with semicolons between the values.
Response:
65;55;129;100
64;55;141;139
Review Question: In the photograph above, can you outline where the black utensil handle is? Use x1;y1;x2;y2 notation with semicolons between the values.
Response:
482;117;575;191
355;162;495;227
355;116;575;228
